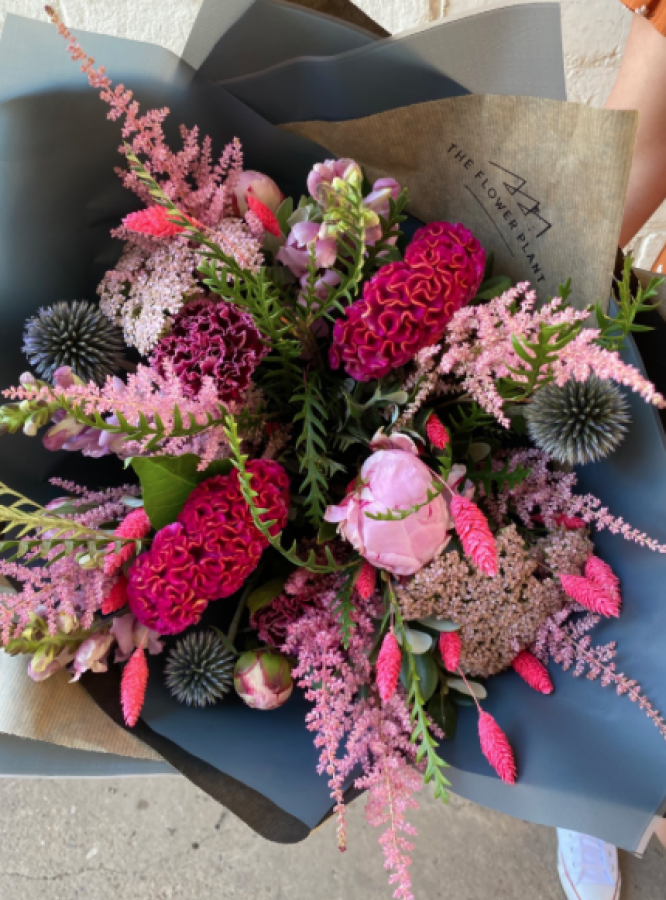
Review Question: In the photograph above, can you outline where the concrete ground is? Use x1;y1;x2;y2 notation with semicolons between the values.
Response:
0;777;663;900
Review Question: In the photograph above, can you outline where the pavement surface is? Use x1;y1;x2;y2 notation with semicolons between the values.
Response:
0;776;664;900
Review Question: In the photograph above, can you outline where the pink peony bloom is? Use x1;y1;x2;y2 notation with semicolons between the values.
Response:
325;445;452;576
233;171;284;216
276;221;338;278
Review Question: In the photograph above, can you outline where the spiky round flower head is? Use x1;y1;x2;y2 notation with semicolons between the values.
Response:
23;301;126;384
164;631;235;708
525;376;631;466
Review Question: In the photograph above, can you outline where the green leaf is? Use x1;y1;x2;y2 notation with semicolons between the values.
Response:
318;519;339;544
446;677;487;700
131;455;202;530
202;459;234;479
415;616;461;633
473;275;512;301
414;652;439;703
246;577;287;616
427;692;458;739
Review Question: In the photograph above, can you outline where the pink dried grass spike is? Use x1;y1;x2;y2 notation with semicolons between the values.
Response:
122;206;186;237
355;562;378;600
376;630;402;703
560;574;620;618
585;555;621;607
478;711;517;785
426;413;449;450
512;650;553;694
450;495;498;577
121;647;148;727
104;508;151;575
439;632;461;671
101;575;128;615
246;195;282;238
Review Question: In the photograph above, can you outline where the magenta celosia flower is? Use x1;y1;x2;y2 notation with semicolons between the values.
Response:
330;261;462;382
404;221;485;308
233;171;284;216
325;445;452;576
150;298;268;403
127;523;214;635
122;205;187;237
276;221;338;278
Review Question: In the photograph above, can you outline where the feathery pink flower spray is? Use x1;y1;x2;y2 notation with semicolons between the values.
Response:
104;508;151;575
450;495;498;577
560;574;620;618
512;650;553;694
355;562;378;600
426;413;449;450
585;556;621;607
121;646;149;727
439;631;461;671
377;630;402;703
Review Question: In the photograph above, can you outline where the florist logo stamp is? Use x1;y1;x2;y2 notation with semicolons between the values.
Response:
447;144;549;284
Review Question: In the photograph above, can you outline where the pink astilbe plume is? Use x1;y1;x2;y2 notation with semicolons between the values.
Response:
426;413;449;450
439;283;664;427
104;508;152;575
512;650;553;694
377;631;402;703
559;574;620;618
121;646;148;727
356;561;378;600
478;711;517;784
450;495;498;577
439;631;462;671
585;555;621;607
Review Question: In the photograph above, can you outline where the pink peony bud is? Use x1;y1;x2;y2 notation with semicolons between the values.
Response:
234;650;293;710
376;630;402;702
324;446;453;576
233;171;284;216
511;650;553;694
439;631;462;671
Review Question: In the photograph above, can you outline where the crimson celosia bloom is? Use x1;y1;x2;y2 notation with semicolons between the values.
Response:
127;523;213;635
404;221;485;308
151;298;268;402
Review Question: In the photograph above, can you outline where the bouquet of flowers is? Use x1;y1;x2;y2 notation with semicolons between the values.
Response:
1;5;666;899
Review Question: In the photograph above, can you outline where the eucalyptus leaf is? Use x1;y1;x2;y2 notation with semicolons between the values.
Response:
446;677;487;700
247;577;287;616
469;442;491;462
414;653;439;703
415;616;461;633
474;275;512;301
397;626;433;654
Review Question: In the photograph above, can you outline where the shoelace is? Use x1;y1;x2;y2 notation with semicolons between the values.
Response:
574;835;615;886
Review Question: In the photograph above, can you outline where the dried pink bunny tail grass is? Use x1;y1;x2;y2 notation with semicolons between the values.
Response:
478;712;517;784
355;562;378;600
426;413;449;450
101;575;128;615
585;556;621;607
439;632;462;671
121;647;148;727
559;574;620;618
512;650;553;694
450;495;498;577
376;631;402;703
104;508;151;575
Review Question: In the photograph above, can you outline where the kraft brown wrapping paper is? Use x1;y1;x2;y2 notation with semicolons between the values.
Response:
283;95;638;311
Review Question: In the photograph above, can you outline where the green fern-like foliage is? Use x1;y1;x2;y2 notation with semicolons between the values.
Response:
0;482;142;565
291;372;335;526
500;320;583;402
596;253;663;352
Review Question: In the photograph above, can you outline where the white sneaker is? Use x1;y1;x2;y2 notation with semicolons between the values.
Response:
557;829;621;900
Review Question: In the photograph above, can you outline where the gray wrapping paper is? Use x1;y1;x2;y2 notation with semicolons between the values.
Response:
0;0;665;853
